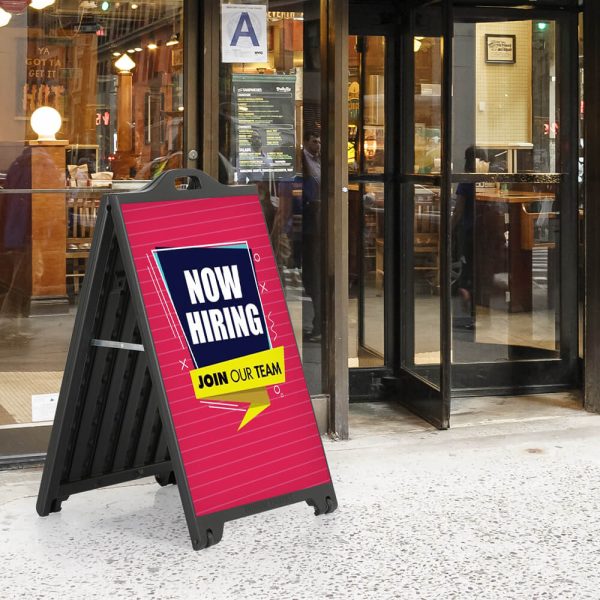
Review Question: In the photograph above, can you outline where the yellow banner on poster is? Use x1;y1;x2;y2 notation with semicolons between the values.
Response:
190;346;285;399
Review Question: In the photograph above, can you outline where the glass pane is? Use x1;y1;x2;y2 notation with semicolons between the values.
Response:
451;19;561;363
363;37;386;176
414;37;442;175
0;2;180;436
402;22;443;387
217;2;324;393
348;183;385;367
347;35;385;368
451;180;560;361
410;183;441;383
361;182;385;360
348;182;385;367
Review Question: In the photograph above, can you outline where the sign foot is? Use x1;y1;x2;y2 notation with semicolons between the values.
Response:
155;471;176;487
306;494;337;516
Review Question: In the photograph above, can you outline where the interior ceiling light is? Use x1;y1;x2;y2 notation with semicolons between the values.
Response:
127;48;135;53
166;33;179;47
414;36;424;53
130;2;138;8
30;0;56;9
134;47;142;52
147;40;158;50
0;8;11;26
112;50;121;57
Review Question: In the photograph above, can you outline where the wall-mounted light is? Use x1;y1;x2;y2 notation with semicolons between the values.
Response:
30;0;55;9
536;22;548;32
166;33;179;47
0;8;11;27
114;53;135;73
30;106;62;141
130;3;138;8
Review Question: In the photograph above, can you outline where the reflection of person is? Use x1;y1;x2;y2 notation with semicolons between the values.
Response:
249;129;272;178
301;130;322;342
0;147;32;337
248;129;278;234
451;146;488;329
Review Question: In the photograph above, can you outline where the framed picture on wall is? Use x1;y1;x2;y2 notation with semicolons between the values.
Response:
485;34;516;64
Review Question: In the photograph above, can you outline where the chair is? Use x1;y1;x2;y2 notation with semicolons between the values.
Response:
413;186;440;292
66;194;98;299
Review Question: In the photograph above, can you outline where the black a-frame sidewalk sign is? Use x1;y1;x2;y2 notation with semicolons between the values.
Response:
36;169;337;550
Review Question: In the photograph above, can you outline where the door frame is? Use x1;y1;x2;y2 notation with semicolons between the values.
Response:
347;12;400;402
347;0;452;428
350;0;583;428
445;4;580;396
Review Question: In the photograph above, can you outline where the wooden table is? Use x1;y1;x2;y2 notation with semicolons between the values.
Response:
475;189;556;313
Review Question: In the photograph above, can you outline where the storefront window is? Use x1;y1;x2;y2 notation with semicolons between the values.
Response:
218;0;323;394
0;1;183;437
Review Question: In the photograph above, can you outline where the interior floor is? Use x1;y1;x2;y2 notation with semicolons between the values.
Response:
349;391;584;437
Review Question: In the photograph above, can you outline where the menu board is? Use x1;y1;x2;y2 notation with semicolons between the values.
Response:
232;74;296;181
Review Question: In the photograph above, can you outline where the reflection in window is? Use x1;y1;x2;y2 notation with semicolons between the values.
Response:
0;0;184;431
1;0;184;183
218;2;324;394
451;20;562;365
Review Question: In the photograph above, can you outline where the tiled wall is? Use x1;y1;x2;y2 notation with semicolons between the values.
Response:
476;21;532;145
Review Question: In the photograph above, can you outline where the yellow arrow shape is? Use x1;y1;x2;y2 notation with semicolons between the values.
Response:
202;387;270;431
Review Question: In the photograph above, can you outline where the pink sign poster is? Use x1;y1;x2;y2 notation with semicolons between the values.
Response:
119;192;333;517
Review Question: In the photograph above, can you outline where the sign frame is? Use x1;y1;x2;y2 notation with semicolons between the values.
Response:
485;34;516;64
221;3;268;64
37;169;337;550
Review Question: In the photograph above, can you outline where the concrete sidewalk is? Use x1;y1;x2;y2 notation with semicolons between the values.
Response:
2;403;600;599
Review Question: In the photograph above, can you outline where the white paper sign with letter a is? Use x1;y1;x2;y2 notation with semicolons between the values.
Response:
221;4;268;64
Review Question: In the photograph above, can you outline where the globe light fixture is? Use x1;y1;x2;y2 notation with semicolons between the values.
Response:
30;106;62;141
30;0;56;9
0;8;11;27
114;53;135;73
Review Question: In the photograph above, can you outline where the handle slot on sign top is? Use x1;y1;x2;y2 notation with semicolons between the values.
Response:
142;169;223;199
174;176;201;190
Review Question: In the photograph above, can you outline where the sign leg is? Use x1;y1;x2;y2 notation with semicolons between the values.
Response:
306;490;338;516
155;471;177;487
